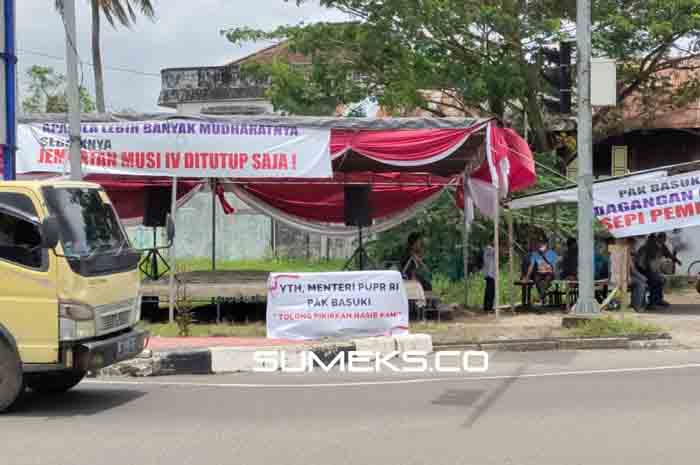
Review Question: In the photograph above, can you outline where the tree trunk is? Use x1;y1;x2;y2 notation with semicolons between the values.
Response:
91;0;106;113
523;62;550;153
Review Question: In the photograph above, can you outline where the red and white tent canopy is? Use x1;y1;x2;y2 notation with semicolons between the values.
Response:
14;114;536;229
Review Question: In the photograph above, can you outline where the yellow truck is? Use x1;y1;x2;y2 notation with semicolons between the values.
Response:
0;179;168;412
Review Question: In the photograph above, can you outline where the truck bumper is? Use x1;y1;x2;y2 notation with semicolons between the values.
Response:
74;329;149;372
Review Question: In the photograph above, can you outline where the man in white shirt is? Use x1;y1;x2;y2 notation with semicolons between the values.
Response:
483;244;496;312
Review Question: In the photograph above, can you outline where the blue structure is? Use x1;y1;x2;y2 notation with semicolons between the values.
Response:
2;0;16;180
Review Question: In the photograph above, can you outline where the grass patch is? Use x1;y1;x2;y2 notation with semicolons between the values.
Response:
432;270;515;308
142;322;266;338
568;316;664;338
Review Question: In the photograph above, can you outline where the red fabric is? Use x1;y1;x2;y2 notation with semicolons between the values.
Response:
239;172;450;223
331;130;354;157
85;175;202;221
215;183;236;215
500;127;536;192
453;125;536;210
470;124;506;185
330;127;477;164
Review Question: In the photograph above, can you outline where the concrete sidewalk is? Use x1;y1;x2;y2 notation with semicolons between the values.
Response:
102;333;434;377
637;289;700;348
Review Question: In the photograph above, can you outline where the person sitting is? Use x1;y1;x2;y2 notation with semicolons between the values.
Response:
561;237;578;280
525;240;558;305
400;232;432;291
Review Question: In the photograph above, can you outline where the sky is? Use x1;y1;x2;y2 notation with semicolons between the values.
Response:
16;0;348;113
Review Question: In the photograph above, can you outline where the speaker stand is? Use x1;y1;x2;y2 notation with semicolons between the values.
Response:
344;226;373;271
139;227;170;281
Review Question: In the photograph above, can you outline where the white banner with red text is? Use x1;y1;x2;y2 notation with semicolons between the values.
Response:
595;170;700;237
16;120;332;178
266;271;409;340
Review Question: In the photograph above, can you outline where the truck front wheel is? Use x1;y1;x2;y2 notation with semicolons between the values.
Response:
27;370;86;394
0;339;23;412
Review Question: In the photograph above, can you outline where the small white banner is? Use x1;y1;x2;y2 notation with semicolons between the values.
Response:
16;120;332;178
266;271;409;340
595;170;700;237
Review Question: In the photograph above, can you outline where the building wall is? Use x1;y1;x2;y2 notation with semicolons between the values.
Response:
175;99;274;116
594;130;700;176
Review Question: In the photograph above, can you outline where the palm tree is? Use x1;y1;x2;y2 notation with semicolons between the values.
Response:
55;0;155;113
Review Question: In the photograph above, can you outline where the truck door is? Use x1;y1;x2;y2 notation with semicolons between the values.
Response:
0;191;58;364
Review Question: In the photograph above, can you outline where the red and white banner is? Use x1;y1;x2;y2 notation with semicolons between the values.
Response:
595;170;700;237
16;120;332;178
266;271;409;340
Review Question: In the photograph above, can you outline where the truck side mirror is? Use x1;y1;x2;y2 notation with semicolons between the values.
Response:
166;214;175;246
40;216;60;249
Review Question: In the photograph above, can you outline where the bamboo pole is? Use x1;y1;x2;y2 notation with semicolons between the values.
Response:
168;176;177;323
508;208;515;312
494;196;500;319
462;173;470;308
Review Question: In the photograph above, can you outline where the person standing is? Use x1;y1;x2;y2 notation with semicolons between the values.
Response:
561;237;578;280
657;232;682;274
525;240;558;305
482;244;496;312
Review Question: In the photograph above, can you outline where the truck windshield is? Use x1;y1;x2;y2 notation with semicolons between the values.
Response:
44;188;129;258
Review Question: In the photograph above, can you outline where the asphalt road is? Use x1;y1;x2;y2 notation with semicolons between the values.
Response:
4;349;700;465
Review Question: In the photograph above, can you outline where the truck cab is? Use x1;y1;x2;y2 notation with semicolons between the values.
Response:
0;180;157;412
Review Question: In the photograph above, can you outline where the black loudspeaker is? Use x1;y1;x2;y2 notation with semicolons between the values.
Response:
143;187;170;227
344;185;371;227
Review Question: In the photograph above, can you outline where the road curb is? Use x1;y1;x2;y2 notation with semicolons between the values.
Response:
99;334;433;377
100;333;673;377
433;334;673;353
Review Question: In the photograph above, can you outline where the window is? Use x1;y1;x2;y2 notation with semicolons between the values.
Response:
0;192;38;216
43;188;128;258
0;210;43;269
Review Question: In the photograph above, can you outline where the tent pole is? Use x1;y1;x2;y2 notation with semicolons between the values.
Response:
212;180;216;271
462;173;470;308
168;176;177;324
508;207;515;312
494;196;500;319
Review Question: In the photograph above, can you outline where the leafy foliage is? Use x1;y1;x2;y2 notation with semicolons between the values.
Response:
224;0;700;151
54;0;156;112
22;65;96;114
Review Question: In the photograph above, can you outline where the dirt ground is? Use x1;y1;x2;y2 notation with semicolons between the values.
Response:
637;289;700;348
414;288;700;347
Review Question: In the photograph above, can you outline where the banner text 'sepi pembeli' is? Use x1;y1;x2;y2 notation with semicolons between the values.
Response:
594;172;700;236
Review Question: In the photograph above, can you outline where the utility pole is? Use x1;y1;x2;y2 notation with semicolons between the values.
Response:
1;0;17;181
63;0;83;180
574;0;599;314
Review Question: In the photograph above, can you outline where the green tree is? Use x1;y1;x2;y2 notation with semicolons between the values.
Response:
224;0;700;152
55;0;156;113
22;65;96;114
